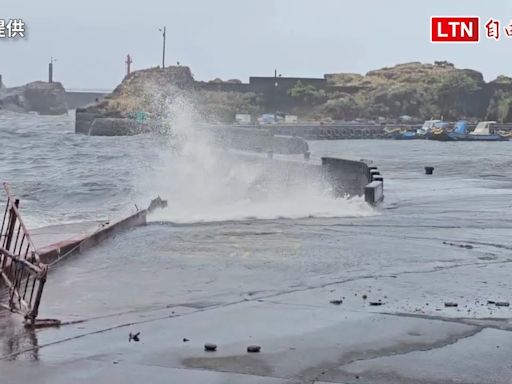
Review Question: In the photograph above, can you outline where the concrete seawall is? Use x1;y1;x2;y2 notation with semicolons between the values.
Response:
34;197;167;265
75;112;310;155
322;157;370;197
214;126;309;155
234;151;384;205
232;123;422;140
75;110;415;141
322;156;383;204
238;123;389;140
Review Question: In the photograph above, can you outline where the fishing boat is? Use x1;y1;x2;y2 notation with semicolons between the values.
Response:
383;126;416;139
385;120;442;139
429;120;511;141
418;120;447;139
464;121;510;141
429;120;466;141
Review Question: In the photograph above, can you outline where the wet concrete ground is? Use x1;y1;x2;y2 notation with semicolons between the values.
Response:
2;140;512;383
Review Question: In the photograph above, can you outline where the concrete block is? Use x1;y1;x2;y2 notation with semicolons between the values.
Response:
365;181;384;205
89;118;138;136
373;175;384;185
370;169;381;181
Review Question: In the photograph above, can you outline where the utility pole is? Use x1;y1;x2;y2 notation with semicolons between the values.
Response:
273;69;278;122
49;57;56;83
125;54;133;76
159;26;166;69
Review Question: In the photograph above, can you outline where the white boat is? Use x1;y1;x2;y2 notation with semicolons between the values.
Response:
466;121;510;141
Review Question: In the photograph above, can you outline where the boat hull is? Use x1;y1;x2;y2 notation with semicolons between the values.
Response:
428;129;457;141
458;134;509;141
429;128;509;142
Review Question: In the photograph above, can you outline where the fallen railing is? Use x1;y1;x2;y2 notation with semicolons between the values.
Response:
0;183;48;324
0;183;168;326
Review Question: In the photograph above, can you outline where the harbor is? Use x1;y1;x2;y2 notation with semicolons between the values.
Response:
2;1;512;382
1;111;512;383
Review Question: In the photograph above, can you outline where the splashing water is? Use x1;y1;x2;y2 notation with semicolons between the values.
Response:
136;96;376;223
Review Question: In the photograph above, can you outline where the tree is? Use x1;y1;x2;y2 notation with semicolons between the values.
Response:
288;81;325;105
321;94;361;120
435;72;482;119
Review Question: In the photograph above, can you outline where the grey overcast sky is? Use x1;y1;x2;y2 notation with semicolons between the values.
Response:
1;0;512;89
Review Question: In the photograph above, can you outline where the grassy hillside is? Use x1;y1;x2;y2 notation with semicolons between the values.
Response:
86;62;512;122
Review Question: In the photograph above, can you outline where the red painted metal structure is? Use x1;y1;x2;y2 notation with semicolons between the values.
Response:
0;183;47;324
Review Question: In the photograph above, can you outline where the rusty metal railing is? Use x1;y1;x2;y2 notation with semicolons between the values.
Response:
0;183;47;324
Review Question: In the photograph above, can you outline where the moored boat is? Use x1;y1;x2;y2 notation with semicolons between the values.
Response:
419;120;447;139
430;120;510;141
429;120;466;141
386;120;443;140
384;126;418;139
463;121;509;141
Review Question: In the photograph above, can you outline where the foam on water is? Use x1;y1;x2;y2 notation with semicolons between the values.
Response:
135;97;375;223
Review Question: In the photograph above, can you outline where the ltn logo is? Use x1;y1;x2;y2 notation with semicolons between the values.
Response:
431;17;480;42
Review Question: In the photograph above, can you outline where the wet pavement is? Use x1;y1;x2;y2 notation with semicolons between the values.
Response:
1;130;512;382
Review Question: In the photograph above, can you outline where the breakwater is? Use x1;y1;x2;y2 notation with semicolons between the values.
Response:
234;151;384;205
75;109;413;140
241;123;414;140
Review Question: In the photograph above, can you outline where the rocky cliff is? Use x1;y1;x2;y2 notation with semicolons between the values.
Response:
319;62;492;121
77;62;512;126
0;81;68;115
81;66;258;123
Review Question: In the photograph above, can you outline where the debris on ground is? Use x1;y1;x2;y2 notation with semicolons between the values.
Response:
204;343;217;352
247;345;261;353
129;332;140;342
444;302;458;308
329;299;343;305
442;241;473;249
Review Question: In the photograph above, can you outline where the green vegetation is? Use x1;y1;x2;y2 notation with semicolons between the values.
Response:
287;62;512;121
87;62;512;123
321;62;491;121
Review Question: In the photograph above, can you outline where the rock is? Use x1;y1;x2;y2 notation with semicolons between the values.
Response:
329;299;343;305
75;111;103;134
444;302;458;307
204;343;217;352
183;338;190;342
0;81;68;115
247;345;261;353
129;332;140;342
89;117;147;136
369;301;383;306
496;302;510;307
362;294;368;300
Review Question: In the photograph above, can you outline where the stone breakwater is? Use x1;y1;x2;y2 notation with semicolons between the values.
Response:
0;81;68;115
74;110;413;140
